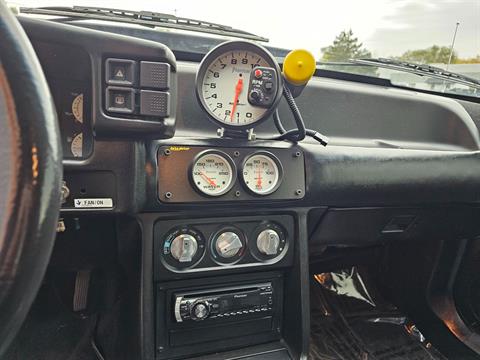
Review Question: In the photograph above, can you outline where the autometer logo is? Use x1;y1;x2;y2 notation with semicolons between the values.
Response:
231;67;248;74
169;146;190;152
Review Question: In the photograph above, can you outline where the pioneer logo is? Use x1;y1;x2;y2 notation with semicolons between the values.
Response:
233;294;247;298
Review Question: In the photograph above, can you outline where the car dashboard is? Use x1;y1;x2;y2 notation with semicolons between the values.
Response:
17;14;480;360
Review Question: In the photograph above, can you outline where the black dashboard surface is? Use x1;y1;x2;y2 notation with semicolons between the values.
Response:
174;61;480;151
17;15;480;213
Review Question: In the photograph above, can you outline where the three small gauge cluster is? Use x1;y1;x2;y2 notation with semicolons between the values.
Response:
191;150;283;197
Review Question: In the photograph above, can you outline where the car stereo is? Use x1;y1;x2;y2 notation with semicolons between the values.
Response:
173;282;274;323
156;274;283;359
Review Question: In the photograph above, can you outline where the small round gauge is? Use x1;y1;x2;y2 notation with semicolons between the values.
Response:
242;152;283;195
195;41;282;129
71;93;83;123
191;151;236;197
70;133;83;158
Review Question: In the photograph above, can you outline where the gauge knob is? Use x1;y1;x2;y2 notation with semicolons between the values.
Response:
250;90;260;100
191;302;210;321
215;232;243;258
170;234;198;263
257;229;280;256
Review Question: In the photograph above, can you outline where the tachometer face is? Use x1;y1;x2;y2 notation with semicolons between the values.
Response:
242;153;282;195
191;151;235;196
196;41;282;129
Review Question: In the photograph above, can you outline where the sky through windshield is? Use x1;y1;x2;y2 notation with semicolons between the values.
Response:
10;0;480;60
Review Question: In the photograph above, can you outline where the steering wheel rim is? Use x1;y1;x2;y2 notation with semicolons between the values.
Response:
0;2;62;356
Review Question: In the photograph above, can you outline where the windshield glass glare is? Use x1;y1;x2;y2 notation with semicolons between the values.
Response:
10;0;480;97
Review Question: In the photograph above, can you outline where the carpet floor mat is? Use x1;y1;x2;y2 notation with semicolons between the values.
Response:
4;283;98;360
309;268;447;360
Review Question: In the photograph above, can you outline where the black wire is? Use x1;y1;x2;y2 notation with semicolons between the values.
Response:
282;85;307;141
273;108;286;134
266;84;329;146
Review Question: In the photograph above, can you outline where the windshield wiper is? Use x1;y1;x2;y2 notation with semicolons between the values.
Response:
19;6;269;42
351;58;480;90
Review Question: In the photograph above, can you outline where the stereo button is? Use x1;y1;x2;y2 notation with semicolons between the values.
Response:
191;302;210;321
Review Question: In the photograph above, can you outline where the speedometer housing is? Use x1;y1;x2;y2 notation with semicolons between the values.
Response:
195;41;283;131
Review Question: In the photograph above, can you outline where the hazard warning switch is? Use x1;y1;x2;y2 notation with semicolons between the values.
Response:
113;67;126;80
105;58;136;86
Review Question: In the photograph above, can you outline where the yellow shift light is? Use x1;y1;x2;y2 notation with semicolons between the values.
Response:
282;49;316;86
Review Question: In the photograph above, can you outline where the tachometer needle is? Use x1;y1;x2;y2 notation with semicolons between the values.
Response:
200;171;217;187
230;78;243;122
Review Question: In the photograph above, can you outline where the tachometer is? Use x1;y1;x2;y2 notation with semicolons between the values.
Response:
242;152;282;195
195;41;282;130
191;151;236;196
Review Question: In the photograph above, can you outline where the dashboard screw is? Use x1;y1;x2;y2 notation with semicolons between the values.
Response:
235;191;241;197
165;192;173;199
294;151;301;158
164;148;171;156
295;189;303;196
233;151;240;157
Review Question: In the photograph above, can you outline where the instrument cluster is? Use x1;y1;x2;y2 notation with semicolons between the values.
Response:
56;83;93;160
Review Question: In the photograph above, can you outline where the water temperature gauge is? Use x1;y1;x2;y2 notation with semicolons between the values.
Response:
242;152;283;195
191;150;236;197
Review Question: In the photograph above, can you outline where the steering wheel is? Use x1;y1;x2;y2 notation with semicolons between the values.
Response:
0;1;62;356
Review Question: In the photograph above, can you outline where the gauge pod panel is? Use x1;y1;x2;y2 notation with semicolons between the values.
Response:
157;146;305;203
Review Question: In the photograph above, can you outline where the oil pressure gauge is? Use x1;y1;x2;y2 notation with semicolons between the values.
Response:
191;150;236;197
242;152;283;195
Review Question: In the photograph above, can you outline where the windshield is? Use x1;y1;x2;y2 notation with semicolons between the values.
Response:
11;0;480;97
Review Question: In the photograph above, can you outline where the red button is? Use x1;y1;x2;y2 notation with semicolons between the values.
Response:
254;69;263;78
